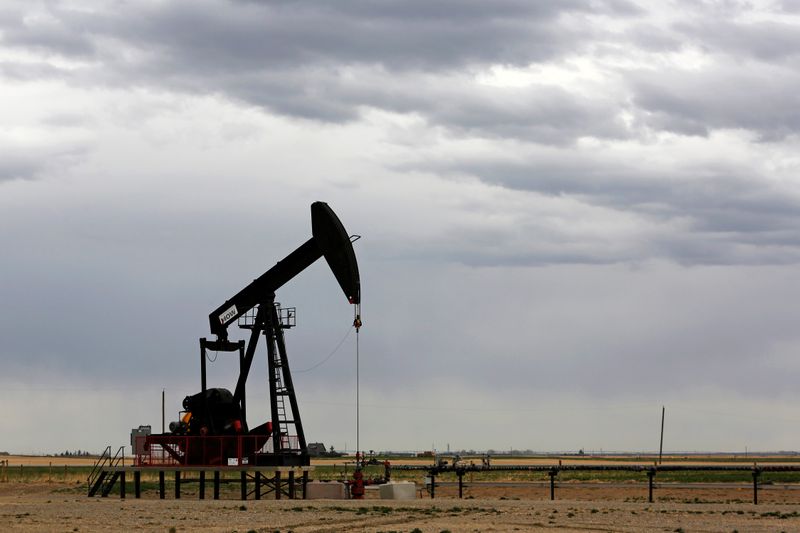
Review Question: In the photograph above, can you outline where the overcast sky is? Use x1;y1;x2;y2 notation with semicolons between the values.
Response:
3;0;800;455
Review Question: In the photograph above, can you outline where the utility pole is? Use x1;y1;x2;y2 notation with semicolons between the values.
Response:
162;389;165;434
658;406;665;465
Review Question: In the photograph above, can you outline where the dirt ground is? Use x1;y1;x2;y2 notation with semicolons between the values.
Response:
3;481;800;532
4;455;800;531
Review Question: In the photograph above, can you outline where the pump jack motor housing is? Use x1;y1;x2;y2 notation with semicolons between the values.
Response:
139;202;360;467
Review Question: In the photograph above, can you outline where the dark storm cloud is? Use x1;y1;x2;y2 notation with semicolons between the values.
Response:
3;0;799;144
0;0;638;143
2;0;799;268
2;0;638;67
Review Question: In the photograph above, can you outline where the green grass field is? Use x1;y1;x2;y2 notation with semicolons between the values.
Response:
4;457;800;487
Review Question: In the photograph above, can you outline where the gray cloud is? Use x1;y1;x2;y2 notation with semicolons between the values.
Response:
0;0;638;143
631;63;800;140
3;0;800;146
4;0;800;454
4;1;638;67
0;145;86;182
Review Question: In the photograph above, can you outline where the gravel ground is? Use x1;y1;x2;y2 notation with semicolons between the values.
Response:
3;482;800;532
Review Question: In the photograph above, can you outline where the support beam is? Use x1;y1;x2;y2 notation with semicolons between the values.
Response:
134;471;141;499
213;471;220;500
199;471;205;500
753;469;760;505
119;471;126;499
158;471;165;499
233;304;268;413
175;471;181;499
240;471;247;501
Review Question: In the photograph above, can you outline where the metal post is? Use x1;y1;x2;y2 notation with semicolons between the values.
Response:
175;471;181;499
213;471;220;500
199;471;205;500
255;472;261;500
120;471;126;499
240;471;247;501
161;389;165;434
239;341;246;424
356;328;360;461
458;470;463;499
753;469;760;505
430;473;435;499
659;406;665;465
275;470;282;500
289;470;295;499
200;339;208;430
647;469;655;503
134;471;140;498
158;471;165;499
549;470;556;500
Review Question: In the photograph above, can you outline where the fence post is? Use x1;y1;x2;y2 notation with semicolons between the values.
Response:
457;469;464;499
647;468;655;503
549;469;557;501
48;462;52;482
752;469;760;505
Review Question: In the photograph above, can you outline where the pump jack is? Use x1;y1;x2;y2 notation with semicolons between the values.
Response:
142;202;360;467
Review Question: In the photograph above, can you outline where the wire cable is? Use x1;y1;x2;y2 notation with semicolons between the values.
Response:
294;325;354;373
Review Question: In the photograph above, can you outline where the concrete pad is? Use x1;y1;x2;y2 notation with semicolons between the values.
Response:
379;481;417;500
305;481;347;499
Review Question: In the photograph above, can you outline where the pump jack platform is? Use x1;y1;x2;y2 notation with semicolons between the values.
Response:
124;201;360;473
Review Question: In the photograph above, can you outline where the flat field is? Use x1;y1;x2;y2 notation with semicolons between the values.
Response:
2;455;800;531
3;481;800;532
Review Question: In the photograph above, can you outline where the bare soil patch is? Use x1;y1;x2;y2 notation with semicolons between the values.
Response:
2;481;800;532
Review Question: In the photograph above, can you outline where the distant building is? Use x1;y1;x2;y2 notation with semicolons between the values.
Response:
308;442;327;457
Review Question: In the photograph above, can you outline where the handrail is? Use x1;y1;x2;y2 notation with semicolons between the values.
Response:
87;446;112;491
110;446;125;468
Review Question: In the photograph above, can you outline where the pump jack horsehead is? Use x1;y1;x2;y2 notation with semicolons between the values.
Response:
141;202;361;467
